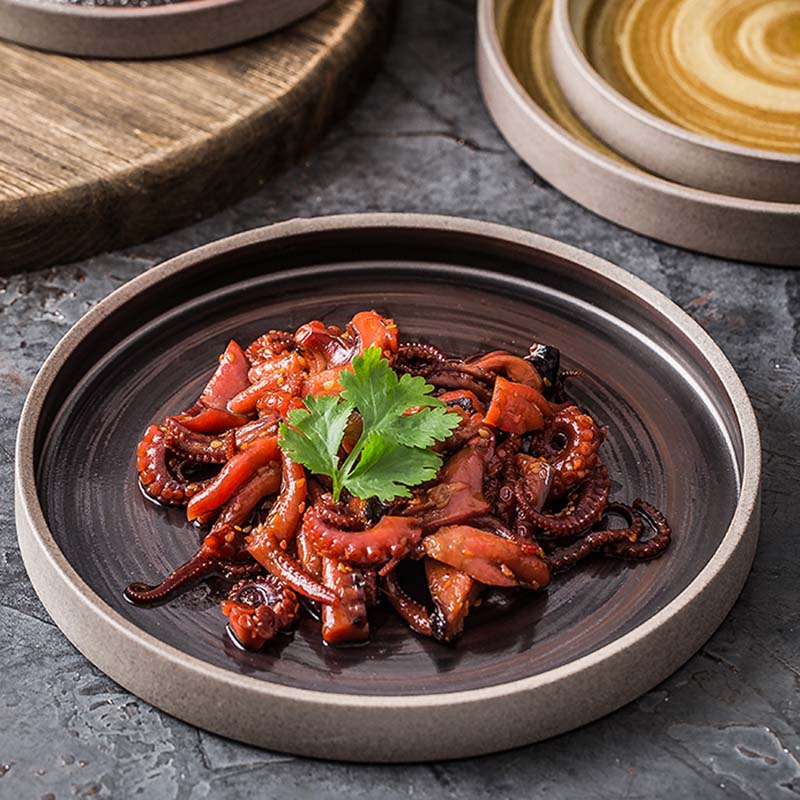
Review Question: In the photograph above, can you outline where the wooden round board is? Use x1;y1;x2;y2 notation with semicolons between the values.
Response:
0;0;393;273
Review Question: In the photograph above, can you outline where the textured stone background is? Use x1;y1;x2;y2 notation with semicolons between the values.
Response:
2;1;799;797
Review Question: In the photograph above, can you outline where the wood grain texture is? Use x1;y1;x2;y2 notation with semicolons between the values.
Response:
0;0;394;272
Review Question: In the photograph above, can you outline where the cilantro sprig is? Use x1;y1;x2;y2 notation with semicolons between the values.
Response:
279;346;460;502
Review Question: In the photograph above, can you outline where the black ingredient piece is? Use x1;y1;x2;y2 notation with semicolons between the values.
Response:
527;343;560;396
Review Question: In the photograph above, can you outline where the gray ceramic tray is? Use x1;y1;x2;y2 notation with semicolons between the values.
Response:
15;214;761;761
0;0;329;58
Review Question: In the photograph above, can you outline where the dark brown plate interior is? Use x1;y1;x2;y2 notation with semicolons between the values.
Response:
35;228;741;696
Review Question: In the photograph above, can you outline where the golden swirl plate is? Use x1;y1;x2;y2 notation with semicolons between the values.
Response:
478;0;800;264
551;0;800;201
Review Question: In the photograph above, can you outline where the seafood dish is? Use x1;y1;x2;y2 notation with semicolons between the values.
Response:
127;310;671;651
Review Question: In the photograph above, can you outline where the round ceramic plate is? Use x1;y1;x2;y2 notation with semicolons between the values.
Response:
477;0;800;266
15;215;760;762
0;0;329;58
551;0;800;203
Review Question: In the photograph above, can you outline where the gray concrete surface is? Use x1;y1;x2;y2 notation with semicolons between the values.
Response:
2;1;799;797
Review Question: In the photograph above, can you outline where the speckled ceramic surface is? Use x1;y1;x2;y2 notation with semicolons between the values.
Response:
0;0;330;57
550;0;800;202
479;0;800;265
15;215;761;761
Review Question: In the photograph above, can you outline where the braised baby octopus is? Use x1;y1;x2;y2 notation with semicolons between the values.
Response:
126;311;672;651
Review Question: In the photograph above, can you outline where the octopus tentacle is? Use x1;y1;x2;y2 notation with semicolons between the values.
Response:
186;435;280;523
488;436;522;523
362;569;379;606
426;559;482;643
377;553;404;577
380;572;433;637
600;502;644;547
137;425;213;506
246;330;295;364
126;466;278;605
264;549;336;605
606;499;672;560
172;407;249;434
162;418;234;464
423;525;550;589
514;455;553;517
124;551;217;604
544;509;640;572
247;351;308;385
211;462;282;540
304;506;423;566
314;502;360;530
422;369;493;403
470;350;543;388
448;361;496;385
469;514;517;541
125;519;267;607
229;370;305;415
222;575;300;650
246;455;336;604
321;558;370;644
538;405;603;496
519;463;610;539
234;417;280;448
220;560;264;580
393;342;450;373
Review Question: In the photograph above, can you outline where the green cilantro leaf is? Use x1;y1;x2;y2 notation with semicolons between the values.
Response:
387;405;465;449
278;345;461;501
345;434;443;501
279;395;355;498
339;347;452;448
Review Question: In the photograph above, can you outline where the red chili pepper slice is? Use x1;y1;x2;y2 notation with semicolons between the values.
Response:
200;340;250;410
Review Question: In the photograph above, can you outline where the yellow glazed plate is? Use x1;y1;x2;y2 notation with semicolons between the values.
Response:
551;0;800;201
477;0;800;264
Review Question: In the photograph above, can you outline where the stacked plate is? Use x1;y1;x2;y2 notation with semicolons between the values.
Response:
477;0;800;266
0;0;330;58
